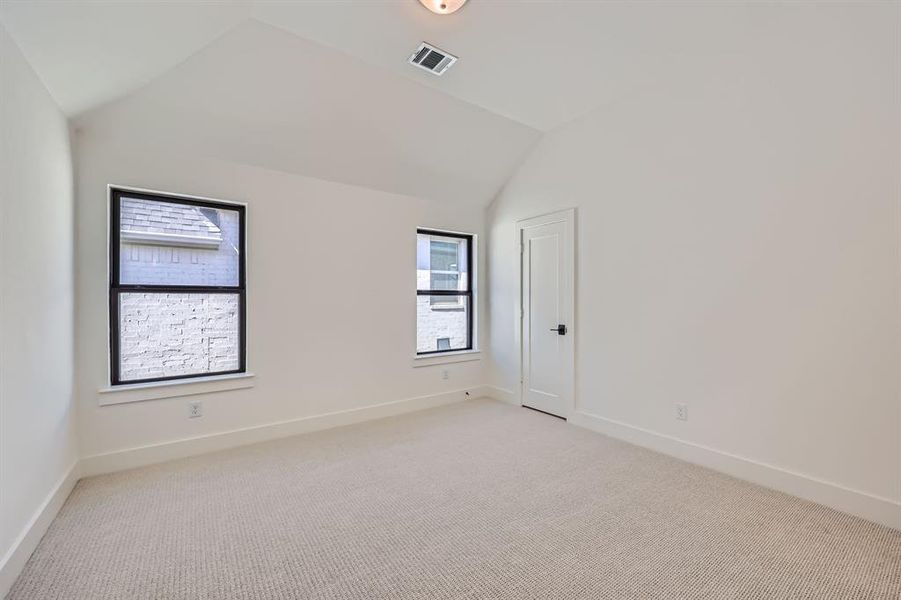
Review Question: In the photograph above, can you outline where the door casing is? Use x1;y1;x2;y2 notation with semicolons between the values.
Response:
515;208;576;418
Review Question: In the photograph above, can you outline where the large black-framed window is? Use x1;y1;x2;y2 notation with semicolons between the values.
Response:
109;188;246;385
416;229;473;355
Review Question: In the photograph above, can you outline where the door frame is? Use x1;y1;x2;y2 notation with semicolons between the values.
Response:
515;208;576;418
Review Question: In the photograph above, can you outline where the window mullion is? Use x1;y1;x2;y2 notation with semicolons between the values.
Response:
115;286;242;294
416;228;474;355
417;289;468;296
110;188;246;385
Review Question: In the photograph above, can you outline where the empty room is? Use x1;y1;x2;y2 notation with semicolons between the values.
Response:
1;0;899;598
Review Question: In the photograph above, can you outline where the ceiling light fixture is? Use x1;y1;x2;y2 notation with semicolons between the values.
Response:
418;0;468;15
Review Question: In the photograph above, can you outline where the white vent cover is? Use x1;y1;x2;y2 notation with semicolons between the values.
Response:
409;42;458;76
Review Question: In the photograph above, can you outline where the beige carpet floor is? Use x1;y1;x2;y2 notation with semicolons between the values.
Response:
9;399;901;599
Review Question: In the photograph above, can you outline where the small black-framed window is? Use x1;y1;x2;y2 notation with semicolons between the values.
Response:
109;187;246;385
416;229;473;355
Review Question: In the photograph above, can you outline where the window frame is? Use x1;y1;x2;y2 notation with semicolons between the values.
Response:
416;228;473;356
109;187;247;386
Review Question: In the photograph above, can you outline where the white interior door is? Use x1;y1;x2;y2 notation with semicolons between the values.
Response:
520;210;574;418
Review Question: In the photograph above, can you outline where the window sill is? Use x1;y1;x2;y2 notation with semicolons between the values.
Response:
98;372;255;406
412;350;480;368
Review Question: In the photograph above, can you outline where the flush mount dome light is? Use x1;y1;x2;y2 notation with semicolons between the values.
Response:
418;0;468;15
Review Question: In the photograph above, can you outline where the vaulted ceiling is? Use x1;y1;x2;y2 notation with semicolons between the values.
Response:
70;19;540;205
0;1;774;128
0;1;816;205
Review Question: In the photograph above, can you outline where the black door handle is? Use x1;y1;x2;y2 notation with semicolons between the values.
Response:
550;324;567;335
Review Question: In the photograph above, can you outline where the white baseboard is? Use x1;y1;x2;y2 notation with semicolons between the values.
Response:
484;385;518;405
2;387;489;595
81;386;486;478
480;380;899;530
569;410;900;531
11;390;892;598
0;461;80;598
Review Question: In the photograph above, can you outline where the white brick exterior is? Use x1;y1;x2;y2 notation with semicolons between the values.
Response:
117;203;242;381
416;291;468;353
118;292;239;381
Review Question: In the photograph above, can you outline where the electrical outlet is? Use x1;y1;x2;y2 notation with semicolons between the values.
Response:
188;401;203;419
442;369;449;380
675;403;688;421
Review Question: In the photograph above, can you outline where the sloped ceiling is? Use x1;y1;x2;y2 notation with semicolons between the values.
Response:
0;1;815;204
2;1;778;128
251;1;770;132
0;0;252;117
73;20;540;205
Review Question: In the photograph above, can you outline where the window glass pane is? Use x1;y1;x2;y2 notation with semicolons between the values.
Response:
416;233;468;291
119;196;241;286
118;292;240;381
430;272;459;291
417;295;469;353
430;240;459;271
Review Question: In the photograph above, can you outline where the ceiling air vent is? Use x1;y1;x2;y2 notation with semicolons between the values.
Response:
409;42;457;76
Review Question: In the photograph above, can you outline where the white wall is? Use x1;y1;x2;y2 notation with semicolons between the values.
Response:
0;23;77;584
488;5;900;515
74;128;487;460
